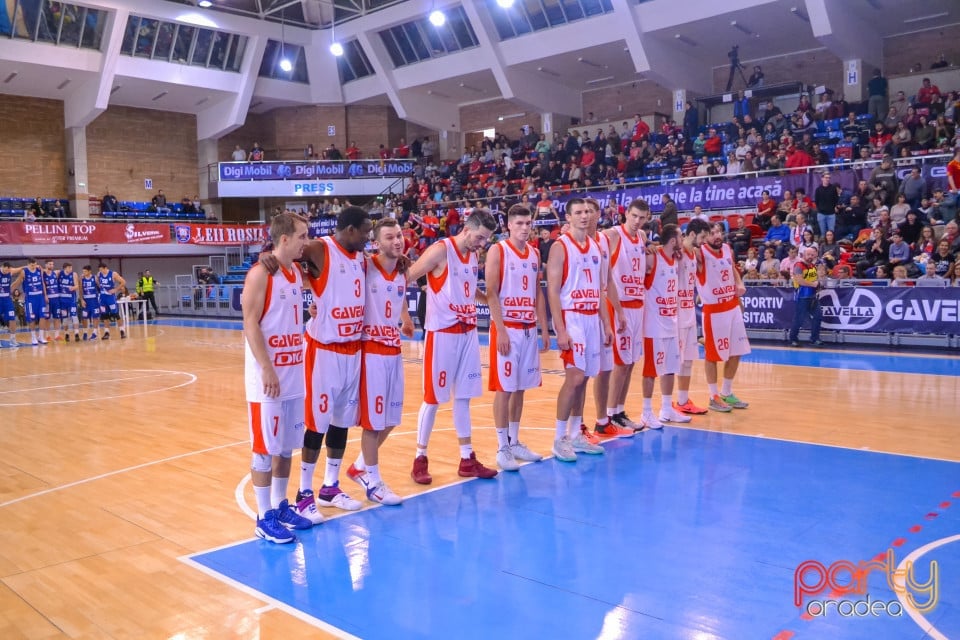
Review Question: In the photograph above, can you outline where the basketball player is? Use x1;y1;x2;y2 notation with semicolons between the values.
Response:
97;263;127;340
673;221;709;415
602;199;651;435
242;212;313;543
22;258;49;346
485;204;551;471
295;206;372;517
585;198;629;440
79;265;101;340
697;222;751;411
0;263;25;347
345;218;415;505
58;262;81;343
407;208;499;484
547;198;612;461
42;260;62;341
640;224;691;426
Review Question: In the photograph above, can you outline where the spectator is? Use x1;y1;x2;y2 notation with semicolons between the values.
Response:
930;239;955;276
867;68;888;123
869;156;899;206
889;193;911;226
856;227;889;277
931;53;949;70
917;78;942;105
814;173;840;237
779;245;800;279
747;65;764;88
631;114;650;143
898;210;924;246
916;261;946;286
764;214;791;258
660;193;678;227
757;190;776;229
888;230;913;271
324;144;342;160
899;167;927;209
836;194;867;241
915;225;936;256
248;142;264;161
231;144;246;161
683;101;698;139
345;141;360;160
151;190;170;214
759;247;780;279
819;230;841;269
703;128;722;156
101;188;118;214
728;216;752;257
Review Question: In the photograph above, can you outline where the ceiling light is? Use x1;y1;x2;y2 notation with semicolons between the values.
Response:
496;0;515;8
4;71;18;83
110;84;121;94
195;97;209;106
498;112;526;120
903;11;949;23
674;33;698;46
586;76;615;85
57;79;71;90
279;58;293;72
151;91;168;101
426;89;450;98
789;7;810;22
330;41;344;56
577;57;604;69
537;66;561;77
197;0;213;7
429;10;446;26
730;20;754;36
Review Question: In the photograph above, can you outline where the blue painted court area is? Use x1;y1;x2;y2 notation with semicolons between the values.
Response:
189;430;960;640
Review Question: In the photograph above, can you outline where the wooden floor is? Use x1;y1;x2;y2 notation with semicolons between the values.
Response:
1;323;958;639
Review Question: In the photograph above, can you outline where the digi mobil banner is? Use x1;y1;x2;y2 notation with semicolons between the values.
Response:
549;163;948;215
0;222;169;244
741;285;960;334
219;160;415;181
173;224;268;246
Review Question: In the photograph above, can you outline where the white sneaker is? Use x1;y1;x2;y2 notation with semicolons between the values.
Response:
365;482;402;506
571;433;605;455
641;411;663;430
316;483;362;511
496;446;520;471
293;490;325;525
552;437;577;462
659;406;692;424
510;441;543;462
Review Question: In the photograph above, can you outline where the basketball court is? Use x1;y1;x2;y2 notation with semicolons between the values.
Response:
1;320;958;639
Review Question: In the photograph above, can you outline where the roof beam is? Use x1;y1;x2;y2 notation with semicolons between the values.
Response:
804;0;882;68
63;6;128;128
197;34;268;140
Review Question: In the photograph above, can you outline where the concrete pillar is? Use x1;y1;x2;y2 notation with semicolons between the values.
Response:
843;59;865;103
437;129;459;162
197;138;221;220
65;126;88;218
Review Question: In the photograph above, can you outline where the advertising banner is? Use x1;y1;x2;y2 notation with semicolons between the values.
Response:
219;160;415;181
0;222;169;245
173;224;268;246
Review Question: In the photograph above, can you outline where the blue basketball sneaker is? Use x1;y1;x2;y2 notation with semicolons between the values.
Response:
276;499;313;530
255;509;295;544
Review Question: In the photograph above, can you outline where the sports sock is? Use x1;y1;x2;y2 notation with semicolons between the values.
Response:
708;383;719;397
568;415;582;438
616;404;624;414
721;378;733;396
300;461;316;493
367;463;382;486
459;444;473;459
678;389;689;404
642;398;653;411
555;419;567;440
254;485;272;519
353;452;366;471
508;421;520;443
270;475;289;510
495;427;509;448
662;395;672;411
323;458;342;486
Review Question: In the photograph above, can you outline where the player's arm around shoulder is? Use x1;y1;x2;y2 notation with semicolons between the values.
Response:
406;239;445;283
300;239;328;277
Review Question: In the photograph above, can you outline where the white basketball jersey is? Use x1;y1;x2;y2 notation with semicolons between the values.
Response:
677;248;698;329
558;233;602;312
363;255;407;348
593;231;610;290
609;225;646;304
306;236;365;343
245;264;305;401
643;248;679;338
496;240;540;326
424;238;478;331
696;243;738;307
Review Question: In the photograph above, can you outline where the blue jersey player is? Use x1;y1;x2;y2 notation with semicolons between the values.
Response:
58;262;80;342
97;263;127;339
79;265;101;340
0;262;25;347
22;257;49;345
43;260;62;340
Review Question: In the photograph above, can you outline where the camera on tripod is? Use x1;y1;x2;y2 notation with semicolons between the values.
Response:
728;45;740;66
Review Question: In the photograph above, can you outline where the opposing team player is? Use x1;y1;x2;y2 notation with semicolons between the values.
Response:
0;263;24;347
673;221;709;416
294;206;372;517
22;258;49;346
407;209;499;484
58;262;81;342
241;212;313;543
42;260;62;341
697;222;751;411
97;263;127;339
602;199;651;435
640;224;691;426
346;218;415;505
547;198;612;461
485;204;551;470
79;265;101;340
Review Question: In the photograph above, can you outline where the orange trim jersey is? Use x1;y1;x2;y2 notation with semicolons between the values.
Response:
643;248;679;338
696;243;739;308
244;264;305;402
609;225;646;306
677;248;698;329
363;255;407;350
495;240;540;326
306;236;365;343
424;238;478;331
558;233;602;313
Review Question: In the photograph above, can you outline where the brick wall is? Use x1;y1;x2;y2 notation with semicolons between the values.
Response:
0;95;66;198
581;81;673;123
460;99;541;137
86;106;199;204
345;105;389;157
271;105;348;159
712;49;843;95
217;112;272;162
883;24;960;77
